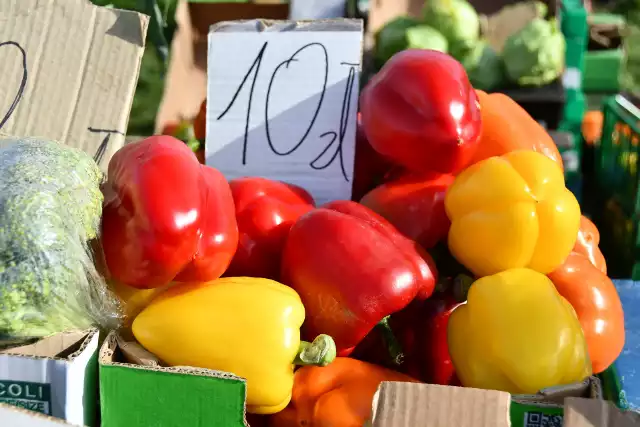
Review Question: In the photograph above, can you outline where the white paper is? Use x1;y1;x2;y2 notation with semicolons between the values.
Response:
206;21;363;205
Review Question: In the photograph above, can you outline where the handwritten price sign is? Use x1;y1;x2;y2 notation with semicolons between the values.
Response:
205;20;363;204
0;0;148;169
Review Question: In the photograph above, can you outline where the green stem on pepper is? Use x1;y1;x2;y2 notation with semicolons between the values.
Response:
376;315;405;367
294;334;336;367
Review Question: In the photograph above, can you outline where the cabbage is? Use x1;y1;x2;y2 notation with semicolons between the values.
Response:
460;40;504;91
375;17;448;67
502;16;566;86
423;0;480;59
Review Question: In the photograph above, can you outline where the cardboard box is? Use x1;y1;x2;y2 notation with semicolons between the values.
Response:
99;331;249;427
0;402;82;427
370;381;640;426
155;0;290;133
0;0;148;169
0;330;99;426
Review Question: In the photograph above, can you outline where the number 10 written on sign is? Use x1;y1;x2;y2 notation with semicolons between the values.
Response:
209;39;360;184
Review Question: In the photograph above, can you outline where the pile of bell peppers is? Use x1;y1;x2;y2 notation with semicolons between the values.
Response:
101;48;625;427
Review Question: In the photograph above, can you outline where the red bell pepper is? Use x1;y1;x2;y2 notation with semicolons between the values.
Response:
360;172;454;250
360;49;481;175
101;135;238;289
393;297;462;385
281;200;437;357
224;177;315;280
351;113;395;202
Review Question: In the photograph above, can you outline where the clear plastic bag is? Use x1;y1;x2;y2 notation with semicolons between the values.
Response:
0;137;122;339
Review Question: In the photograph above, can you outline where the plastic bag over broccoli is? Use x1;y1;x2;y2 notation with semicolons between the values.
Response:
423;0;480;59
502;4;566;86
375;17;448;67
0;137;122;338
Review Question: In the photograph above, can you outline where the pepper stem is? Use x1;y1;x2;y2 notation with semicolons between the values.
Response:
376;316;404;367
294;334;336;367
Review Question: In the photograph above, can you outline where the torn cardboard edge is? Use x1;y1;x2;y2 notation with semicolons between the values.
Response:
99;330;250;426
0;403;80;427
0;0;148;170
0;329;98;361
370;381;639;427
211;18;363;34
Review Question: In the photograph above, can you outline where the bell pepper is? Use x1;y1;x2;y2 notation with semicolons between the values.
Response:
132;277;337;415
469;90;563;171
268;357;419;427
445;150;581;277
101;135;238;289
224;177;314;280
394;296;462;385
573;215;607;274
548;252;624;374
351;113;395;202
281;200;437;358
360;172;454;250
448;268;592;394
359;49;481;175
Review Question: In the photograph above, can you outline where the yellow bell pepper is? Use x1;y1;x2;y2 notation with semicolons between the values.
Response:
446;150;581;277
448;268;592;394
132;277;336;415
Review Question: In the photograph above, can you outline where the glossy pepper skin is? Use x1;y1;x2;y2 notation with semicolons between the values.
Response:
360;49;481;175
101;135;238;289
448;268;592;394
132;277;337;415
281;200;437;357
224;177;315;280
395;297;462;385
548;252;624;374
573;215;607;274
469;90;563;171
360;172;454;250
268;358;419;427
445;150;581;277
351;113;395;202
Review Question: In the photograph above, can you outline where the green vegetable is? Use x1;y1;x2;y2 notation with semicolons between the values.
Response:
375;17;448;68
0;138;121;338
502;6;566;87
423;0;480;60
460;40;504;91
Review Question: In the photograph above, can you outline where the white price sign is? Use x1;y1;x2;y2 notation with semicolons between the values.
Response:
205;20;363;205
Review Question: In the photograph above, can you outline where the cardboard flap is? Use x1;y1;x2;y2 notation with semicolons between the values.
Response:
564;398;640;427
0;403;81;426
1;329;96;360
371;382;511;426
0;0;149;169
115;333;162;367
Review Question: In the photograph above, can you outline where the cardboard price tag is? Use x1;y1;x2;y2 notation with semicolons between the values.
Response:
205;19;363;205
0;0;149;169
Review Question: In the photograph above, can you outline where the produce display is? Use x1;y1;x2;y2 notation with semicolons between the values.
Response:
374;0;567;90
0;44;626;427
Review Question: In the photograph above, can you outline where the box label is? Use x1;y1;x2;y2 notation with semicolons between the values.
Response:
523;411;563;427
0;380;52;415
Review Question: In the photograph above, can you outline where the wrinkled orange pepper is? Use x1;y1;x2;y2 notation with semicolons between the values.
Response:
573;216;607;274
548;251;624;374
468;90;563;171
268;358;419;427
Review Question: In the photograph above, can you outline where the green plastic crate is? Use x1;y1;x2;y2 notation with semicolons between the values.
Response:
592;95;640;279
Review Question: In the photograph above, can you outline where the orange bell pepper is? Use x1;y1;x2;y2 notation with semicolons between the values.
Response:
268;358;419;427
548;253;624;374
468;90;563;171
573;216;607;274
